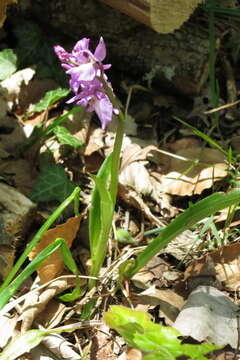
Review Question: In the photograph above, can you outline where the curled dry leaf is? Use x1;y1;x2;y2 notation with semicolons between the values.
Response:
20;277;77;332
28;216;81;283
119;144;155;196
120;161;153;196
185;242;240;292
133;286;184;324
118;183;163;226
0;313;18;348
161;147;228;196
40;332;81;360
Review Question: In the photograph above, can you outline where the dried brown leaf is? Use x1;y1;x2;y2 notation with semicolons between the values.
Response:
118;184;163;226
20;276;77;332
184;242;240;292
162;147;228;195
28;216;81;283
90;324;118;360
133;286;184;324
35;299;66;328
84;128;105;156
120;161;153;195
0;313;18;348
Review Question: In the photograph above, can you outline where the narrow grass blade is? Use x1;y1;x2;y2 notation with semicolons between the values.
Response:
174;117;227;155
125;189;240;279
0;239;64;309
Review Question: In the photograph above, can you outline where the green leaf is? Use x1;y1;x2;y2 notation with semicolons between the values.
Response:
104;306;219;360
31;164;76;203
33;88;70;112
88;154;114;288
0;49;17;81
143;350;175;360
0;330;48;360
89;154;113;252
53;126;82;148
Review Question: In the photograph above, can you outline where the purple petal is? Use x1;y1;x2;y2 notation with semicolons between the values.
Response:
54;45;69;61
67;63;96;82
94;96;113;129
69;77;81;93
94;37;106;62
103;64;111;70
73;38;90;52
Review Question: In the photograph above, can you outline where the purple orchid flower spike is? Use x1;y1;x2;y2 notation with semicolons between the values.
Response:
54;36;117;129
54;37;111;93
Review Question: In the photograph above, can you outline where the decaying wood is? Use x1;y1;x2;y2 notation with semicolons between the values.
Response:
18;0;211;95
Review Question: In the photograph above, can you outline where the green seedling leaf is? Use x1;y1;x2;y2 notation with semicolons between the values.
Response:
53;125;82;148
58;276;82;302
174;117;227;155
104;306;219;360
33;88;70;113
0;329;48;360
31;164;76;203
115;229;134;244
0;49;17;81
125;189;240;278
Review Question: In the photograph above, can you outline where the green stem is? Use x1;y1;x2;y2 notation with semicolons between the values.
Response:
0;187;80;293
100;76;125;203
109;111;125;203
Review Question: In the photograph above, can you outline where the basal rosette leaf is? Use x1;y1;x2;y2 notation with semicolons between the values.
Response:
104;306;220;360
31;164;76;203
53;125;82;148
33;88;70;112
